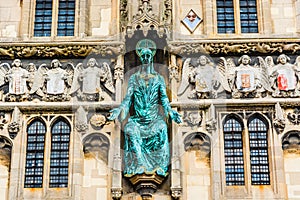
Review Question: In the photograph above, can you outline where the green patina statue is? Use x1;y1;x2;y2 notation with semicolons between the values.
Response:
108;40;181;177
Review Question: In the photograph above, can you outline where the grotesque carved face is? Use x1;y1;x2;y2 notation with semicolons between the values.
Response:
139;48;153;64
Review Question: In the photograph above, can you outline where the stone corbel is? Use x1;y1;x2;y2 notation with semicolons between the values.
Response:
274;102;286;134
171;187;182;199
75;106;88;134
8;107;21;139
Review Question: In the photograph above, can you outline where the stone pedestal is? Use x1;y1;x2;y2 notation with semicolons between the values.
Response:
129;174;165;200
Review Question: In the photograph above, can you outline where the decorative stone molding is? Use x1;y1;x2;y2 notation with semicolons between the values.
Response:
183;111;202;127
282;131;300;152
129;174;165;200
0;43;125;59
168;40;300;56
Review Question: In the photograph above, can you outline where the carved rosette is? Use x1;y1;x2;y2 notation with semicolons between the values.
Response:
90;114;107;128
183;111;202;127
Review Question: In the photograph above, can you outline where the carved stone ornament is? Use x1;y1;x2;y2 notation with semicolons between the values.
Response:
168;40;300;56
0;136;12;168
287;108;300;125
171;187;182;199
0;43;124;59
0;112;7;130
282;131;300;152
183;111;202;126
8;107;21;139
90;114;107;128
114;64;124;80
111;188;122;200
83;133;110;163
75;106;88;133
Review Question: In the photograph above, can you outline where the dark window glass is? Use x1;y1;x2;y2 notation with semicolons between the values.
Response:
248;117;270;185
240;0;258;33
24;120;46;188
34;0;53;37
223;117;245;186
49;119;70;187
217;0;235;33
57;0;75;36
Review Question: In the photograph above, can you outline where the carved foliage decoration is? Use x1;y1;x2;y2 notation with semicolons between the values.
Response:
183;111;202;127
168;41;300;56
0;43;124;59
282;131;300;152
184;132;210;154
287;108;300;125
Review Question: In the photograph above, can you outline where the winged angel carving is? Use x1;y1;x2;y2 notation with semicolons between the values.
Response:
178;55;231;99
70;58;115;101
218;55;272;98
29;59;74;101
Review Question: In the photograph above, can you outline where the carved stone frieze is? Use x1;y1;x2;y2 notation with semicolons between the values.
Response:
168;41;300;56
0;43;124;59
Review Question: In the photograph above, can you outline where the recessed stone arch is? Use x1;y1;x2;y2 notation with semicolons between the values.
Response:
183;132;211;155
282;131;300;152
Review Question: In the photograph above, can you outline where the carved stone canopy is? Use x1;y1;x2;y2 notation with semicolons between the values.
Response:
83;133;110;162
282;131;300;152
184;132;211;154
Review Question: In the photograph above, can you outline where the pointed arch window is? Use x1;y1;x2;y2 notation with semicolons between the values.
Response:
49;119;70;188
24;119;46;188
223;117;245;186
248;117;270;185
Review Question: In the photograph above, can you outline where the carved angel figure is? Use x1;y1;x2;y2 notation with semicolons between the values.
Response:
230;55;272;98
178;55;225;99
0;59;31;101
70;58;115;101
30;59;74;101
269;54;298;97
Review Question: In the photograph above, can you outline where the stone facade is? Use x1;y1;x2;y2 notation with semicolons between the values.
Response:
0;0;300;199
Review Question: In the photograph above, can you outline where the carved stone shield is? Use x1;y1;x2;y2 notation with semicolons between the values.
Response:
236;70;255;92
46;70;65;94
277;69;296;91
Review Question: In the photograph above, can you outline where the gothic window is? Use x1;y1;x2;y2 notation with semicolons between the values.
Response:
223;114;271;187
248;117;270;185
216;0;258;34
223;116;245;186
49;119;70;188
24;119;46;188
34;0;76;37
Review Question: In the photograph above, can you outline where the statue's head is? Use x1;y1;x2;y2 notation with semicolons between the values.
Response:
51;59;62;68
277;54;289;64
139;48;153;64
238;55;251;65
12;59;22;68
87;58;98;67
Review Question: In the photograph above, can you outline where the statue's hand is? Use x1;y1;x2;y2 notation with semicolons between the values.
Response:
108;108;121;121
169;110;182;124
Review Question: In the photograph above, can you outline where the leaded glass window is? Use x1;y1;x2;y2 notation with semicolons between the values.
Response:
57;0;76;36
24;119;46;188
248;117;270;185
223;117;245;186
217;0;235;33
34;0;53;37
49;119;70;188
240;0;258;33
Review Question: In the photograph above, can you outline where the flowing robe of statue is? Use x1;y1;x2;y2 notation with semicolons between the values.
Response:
7;67;29;95
45;68;66;95
81;67;102;94
109;45;181;178
120;73;172;177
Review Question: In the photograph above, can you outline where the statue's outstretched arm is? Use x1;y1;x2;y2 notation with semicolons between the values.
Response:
108;76;134;121
159;76;182;124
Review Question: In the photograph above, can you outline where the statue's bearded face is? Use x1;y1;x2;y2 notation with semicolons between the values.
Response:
140;49;153;64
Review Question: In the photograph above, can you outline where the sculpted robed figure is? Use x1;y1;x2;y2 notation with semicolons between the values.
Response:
108;40;181;177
